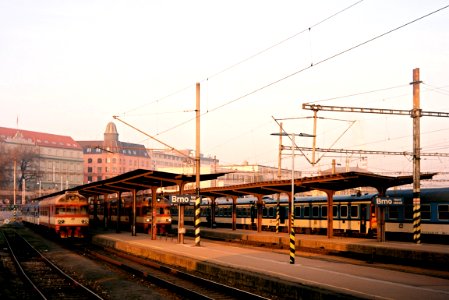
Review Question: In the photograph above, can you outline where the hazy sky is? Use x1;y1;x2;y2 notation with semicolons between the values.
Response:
1;1;449;184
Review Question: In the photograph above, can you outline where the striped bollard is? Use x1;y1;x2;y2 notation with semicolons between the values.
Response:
276;200;280;234
290;212;295;264
413;196;421;244
195;197;201;246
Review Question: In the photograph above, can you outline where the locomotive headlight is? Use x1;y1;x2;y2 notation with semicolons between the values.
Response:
81;219;89;224
145;218;151;222
167;218;172;222
58;219;65;224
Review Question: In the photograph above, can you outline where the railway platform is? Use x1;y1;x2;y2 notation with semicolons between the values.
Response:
91;228;449;299
183;226;449;270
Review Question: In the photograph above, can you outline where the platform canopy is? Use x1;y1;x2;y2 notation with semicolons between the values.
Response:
36;169;227;199
185;171;437;198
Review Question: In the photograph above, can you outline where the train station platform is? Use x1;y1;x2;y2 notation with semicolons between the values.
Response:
183;226;449;270
91;228;449;299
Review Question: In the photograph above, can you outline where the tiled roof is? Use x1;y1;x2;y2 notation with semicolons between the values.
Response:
0;127;82;150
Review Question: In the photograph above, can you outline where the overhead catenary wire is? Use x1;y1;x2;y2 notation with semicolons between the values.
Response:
120;1;365;116
152;4;449;137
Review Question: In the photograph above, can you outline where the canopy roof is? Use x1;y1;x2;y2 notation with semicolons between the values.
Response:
35;170;436;201
182;171;436;198
36;169;227;199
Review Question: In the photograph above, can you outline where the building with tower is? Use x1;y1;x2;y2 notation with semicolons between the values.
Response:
77;122;153;183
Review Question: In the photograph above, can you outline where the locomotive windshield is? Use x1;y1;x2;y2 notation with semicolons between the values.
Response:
56;205;88;215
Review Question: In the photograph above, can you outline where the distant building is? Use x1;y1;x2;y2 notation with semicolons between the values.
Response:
218;162;300;186
0;126;84;198
77;122;153;183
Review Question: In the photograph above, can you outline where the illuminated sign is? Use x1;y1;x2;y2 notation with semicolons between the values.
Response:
169;195;197;205
375;197;404;206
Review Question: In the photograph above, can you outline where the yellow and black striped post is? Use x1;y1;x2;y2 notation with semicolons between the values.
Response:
194;196;201;246
413;193;421;244
276;195;280;234
289;210;295;264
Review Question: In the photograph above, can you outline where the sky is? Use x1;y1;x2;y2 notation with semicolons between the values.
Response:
1;0;449;185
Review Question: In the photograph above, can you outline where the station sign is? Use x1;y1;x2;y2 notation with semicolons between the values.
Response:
169;194;196;205
375;197;404;206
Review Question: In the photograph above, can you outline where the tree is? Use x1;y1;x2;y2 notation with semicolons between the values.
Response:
0;137;39;191
0;143;11;188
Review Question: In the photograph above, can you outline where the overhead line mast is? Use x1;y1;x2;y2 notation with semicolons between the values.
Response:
302;68;449;244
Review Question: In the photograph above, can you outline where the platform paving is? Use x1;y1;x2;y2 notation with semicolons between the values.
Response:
91;228;449;300
189;226;449;269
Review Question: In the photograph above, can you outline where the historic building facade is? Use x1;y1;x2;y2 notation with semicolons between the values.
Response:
77;122;153;183
0;126;84;201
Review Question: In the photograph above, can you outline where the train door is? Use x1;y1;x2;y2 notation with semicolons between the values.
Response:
360;204;367;234
279;206;286;224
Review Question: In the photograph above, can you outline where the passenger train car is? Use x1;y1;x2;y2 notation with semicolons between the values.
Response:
22;191;89;238
171;187;449;243
91;194;172;234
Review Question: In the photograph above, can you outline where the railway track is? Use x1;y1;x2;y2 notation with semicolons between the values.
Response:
1;229;103;300
82;244;270;300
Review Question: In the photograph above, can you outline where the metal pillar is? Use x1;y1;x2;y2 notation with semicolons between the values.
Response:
151;187;158;240
412;68;422;244
194;82;201;246
232;197;237;231
325;190;335;239
116;192;122;233
132;189;136;236
257;195;263;233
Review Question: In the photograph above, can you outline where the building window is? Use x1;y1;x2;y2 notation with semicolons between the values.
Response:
87;167;92;173
97;176;102;181
97;167;102;173
87;158;92;163
97;158;102;163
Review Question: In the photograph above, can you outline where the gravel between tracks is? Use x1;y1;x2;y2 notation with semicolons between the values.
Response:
1;225;179;300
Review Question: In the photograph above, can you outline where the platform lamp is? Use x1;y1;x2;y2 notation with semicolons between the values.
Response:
271;132;314;264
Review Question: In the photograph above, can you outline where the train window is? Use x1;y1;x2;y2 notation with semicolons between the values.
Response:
438;205;449;220
236;208;242;217
268;207;275;218
312;206;319;217
304;206;310;218
350;206;358;218
294;207;301;218
263;207;268;217
321;206;327;218
226;207;232;217
421;204;431;220
387;206;400;219
333;206;338;218
404;204;413;220
238;208;245;217
340;206;348;218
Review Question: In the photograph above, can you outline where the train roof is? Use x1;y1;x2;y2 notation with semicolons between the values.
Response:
211;187;449;205
39;191;88;206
